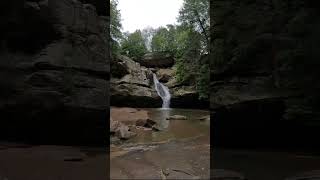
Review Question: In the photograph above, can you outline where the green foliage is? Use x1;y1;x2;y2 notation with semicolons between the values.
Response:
120;30;148;60
151;27;171;52
150;25;179;54
196;63;210;99
110;0;122;54
178;0;209;52
173;0;210;100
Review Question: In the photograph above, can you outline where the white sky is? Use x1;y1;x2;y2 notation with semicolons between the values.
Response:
118;0;184;33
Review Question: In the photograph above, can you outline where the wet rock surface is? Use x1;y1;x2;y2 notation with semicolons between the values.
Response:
110;108;210;179
110;136;210;180
110;107;161;141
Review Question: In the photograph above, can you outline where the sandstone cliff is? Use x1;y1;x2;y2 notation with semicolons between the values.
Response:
0;0;109;145
211;0;320;148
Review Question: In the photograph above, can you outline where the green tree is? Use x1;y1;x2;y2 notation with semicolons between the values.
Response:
120;30;148;60
175;29;202;83
178;0;209;53
175;0;210;100
110;0;123;54
151;26;170;52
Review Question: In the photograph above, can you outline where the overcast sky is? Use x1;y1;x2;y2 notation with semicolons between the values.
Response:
118;0;184;33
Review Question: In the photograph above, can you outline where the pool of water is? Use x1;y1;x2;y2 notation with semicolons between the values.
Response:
126;108;210;144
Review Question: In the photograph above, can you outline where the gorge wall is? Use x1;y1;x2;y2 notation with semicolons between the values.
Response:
110;53;209;109
0;0;109;145
211;0;320;148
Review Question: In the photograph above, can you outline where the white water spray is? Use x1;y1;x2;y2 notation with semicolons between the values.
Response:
153;73;171;109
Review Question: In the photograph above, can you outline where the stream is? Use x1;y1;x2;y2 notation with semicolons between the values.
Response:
110;108;211;179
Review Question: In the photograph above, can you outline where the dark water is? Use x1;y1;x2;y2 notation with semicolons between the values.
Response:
127;108;210;144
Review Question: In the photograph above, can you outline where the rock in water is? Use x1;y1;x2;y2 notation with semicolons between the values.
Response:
110;117;136;140
167;115;187;120
117;124;136;140
136;118;156;127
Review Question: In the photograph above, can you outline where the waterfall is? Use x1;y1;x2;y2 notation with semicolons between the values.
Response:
153;73;171;109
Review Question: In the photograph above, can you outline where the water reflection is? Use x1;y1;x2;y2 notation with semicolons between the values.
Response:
129;108;210;144
157;108;170;129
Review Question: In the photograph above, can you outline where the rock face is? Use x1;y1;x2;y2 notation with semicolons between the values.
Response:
138;52;174;68
211;0;320;148
0;0;109;145
110;55;161;107
110;54;209;108
156;68;174;83
110;55;209;108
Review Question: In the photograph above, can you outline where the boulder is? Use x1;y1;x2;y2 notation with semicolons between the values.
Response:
111;107;156;126
116;123;136;140
138;52;174;68
156;68;174;83
110;117;136;140
170;86;209;109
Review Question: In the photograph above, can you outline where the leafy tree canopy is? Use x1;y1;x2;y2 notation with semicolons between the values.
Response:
120;30;148;60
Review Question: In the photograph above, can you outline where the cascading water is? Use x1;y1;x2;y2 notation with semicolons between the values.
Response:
153;73;171;109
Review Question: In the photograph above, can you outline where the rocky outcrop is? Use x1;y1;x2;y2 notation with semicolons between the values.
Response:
137;52;174;68
110;55;161;107
111;54;208;108
0;0;109;145
156;68;174;83
170;85;209;109
211;0;320;148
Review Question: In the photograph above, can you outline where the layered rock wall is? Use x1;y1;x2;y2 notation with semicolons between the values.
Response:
211;0;320;148
0;0;109;145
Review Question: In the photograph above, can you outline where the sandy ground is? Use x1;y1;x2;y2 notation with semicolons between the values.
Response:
0;142;108;180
